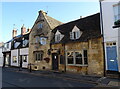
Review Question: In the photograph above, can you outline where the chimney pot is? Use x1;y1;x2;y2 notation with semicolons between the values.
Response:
21;24;26;35
12;29;17;38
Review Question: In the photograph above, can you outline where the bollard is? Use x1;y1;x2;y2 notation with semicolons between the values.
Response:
29;63;32;72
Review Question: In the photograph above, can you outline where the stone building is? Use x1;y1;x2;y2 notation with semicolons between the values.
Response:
50;13;104;76
29;10;62;70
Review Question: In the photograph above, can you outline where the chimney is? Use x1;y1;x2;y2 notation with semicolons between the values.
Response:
39;10;47;16
21;24;26;35
12;29;17;38
27;28;31;33
80;16;82;19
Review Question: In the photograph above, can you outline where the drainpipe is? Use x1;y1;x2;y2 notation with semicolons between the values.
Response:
100;1;106;77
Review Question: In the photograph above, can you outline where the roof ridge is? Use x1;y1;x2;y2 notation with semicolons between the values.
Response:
42;12;63;30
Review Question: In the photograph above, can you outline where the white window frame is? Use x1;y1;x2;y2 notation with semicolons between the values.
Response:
55;30;64;42
22;55;27;62
66;50;88;66
113;4;120;22
40;37;46;45
13;56;17;63
70;26;82;40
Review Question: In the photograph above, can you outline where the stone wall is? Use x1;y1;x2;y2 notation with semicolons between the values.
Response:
51;37;104;76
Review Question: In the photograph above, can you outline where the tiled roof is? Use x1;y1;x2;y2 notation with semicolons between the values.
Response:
51;13;101;44
44;15;63;29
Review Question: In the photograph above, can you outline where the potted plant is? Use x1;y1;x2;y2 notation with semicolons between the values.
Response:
114;19;120;26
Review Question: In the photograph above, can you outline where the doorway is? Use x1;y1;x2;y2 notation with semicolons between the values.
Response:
52;53;58;70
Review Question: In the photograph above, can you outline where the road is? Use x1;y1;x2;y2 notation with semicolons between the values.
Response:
2;69;97;89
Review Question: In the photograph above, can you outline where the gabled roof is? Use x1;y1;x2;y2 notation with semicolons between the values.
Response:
51;13;101;44
36;10;63;30
44;15;63;29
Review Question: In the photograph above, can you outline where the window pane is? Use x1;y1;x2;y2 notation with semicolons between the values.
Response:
75;52;82;64
40;38;46;45
84;58;88;64
84;50;87;57
38;53;40;60
40;53;43;61
68;57;74;64
38;24;43;29
84;50;88;64
22;56;27;62
67;52;74;64
76;57;82;64
36;53;37;61
36;36;39;43
13;56;17;63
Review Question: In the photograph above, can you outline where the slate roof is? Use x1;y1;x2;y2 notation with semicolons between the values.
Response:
51;13;101;44
11;33;30;49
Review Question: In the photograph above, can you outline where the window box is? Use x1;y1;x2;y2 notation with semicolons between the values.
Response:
113;20;120;28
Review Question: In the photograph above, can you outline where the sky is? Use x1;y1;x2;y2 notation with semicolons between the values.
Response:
0;1;100;42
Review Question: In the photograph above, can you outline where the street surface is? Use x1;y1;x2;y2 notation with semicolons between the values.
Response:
2;69;97;88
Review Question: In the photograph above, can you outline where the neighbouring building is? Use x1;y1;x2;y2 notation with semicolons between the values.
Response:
2;40;12;67
0;42;4;67
100;0;120;74
29;10;62;70
50;13;104;76
11;25;30;68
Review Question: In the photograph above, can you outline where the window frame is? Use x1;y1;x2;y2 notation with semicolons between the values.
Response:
35;52;43;61
37;23;43;29
21;55;27;62
13;56;17;63
40;37;47;45
70;31;82;40
66;50;88;66
113;4;120;22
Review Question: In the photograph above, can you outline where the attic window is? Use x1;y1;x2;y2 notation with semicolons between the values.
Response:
55;30;64;43
70;26;82;40
22;40;28;47
38;23;43;29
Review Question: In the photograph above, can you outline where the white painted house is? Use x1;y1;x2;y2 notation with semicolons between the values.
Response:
0;46;3;67
11;25;30;68
100;0;120;73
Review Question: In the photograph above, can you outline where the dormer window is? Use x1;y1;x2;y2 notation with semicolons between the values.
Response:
70;25;82;40
23;39;28;47
38;23;43;29
55;30;64;42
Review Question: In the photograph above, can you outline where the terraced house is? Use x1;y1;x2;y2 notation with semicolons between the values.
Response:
50;13;104;76
11;25;30;68
29;10;62;70
100;0;120;75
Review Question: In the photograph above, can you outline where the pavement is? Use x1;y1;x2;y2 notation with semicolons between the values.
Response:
2;67;120;87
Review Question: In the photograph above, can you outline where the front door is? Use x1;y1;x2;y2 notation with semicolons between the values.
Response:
106;46;118;71
52;53;58;70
